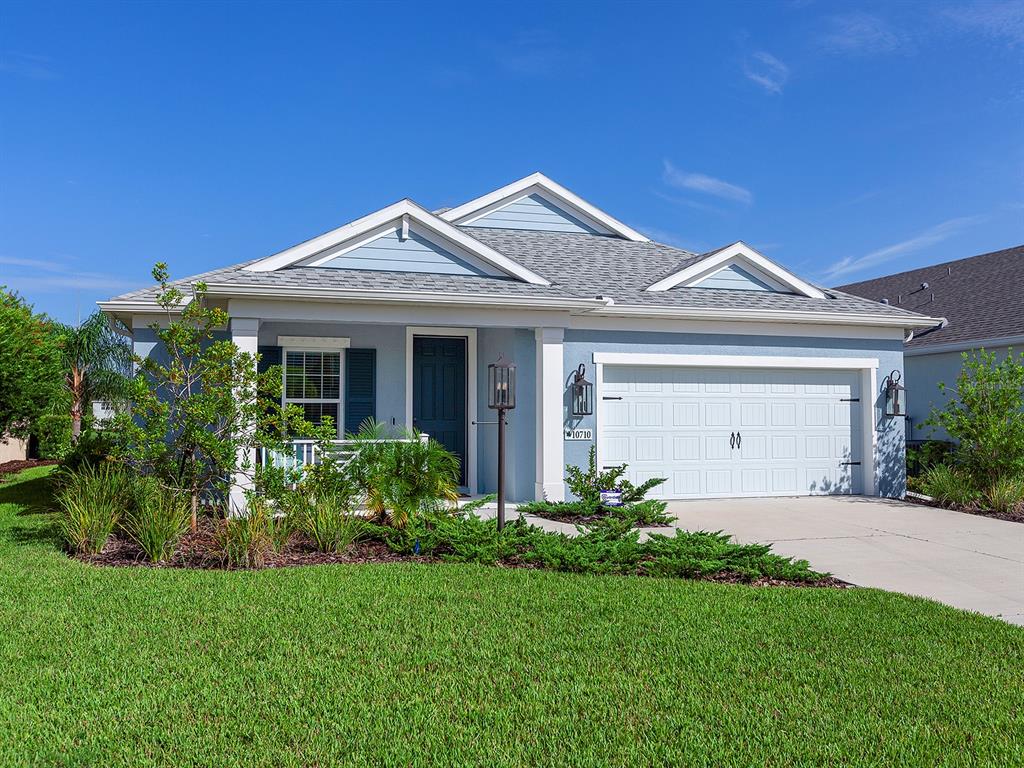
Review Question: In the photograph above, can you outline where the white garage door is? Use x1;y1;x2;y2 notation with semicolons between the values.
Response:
599;366;863;498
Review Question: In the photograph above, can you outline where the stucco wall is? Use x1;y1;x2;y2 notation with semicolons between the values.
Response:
0;435;27;463
905;344;1016;441
476;328;536;501
561;330;907;498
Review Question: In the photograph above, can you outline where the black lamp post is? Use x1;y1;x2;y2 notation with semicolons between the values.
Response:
488;355;516;530
883;369;905;418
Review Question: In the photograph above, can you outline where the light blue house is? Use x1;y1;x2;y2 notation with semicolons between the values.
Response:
100;173;942;505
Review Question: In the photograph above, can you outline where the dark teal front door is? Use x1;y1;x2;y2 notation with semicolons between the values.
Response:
412;336;467;485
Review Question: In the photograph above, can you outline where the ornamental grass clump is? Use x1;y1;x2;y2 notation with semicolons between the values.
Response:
295;491;365;553
122;479;191;562
216;497;274;568
53;462;133;554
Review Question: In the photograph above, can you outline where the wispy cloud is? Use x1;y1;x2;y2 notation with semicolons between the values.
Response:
821;215;985;282
0;255;67;271
743;51;790;94
0;254;143;296
0;51;58;80
3;273;143;294
819;12;903;55
662;160;753;204
943;1;1024;45
488;31;583;76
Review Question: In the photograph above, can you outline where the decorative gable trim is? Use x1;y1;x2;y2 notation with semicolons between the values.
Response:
243;199;551;286
440;172;650;242
646;242;827;299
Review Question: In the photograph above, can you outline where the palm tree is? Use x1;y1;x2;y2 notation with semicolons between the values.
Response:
57;312;133;443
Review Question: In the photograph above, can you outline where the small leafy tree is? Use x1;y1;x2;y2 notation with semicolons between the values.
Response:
55;311;133;443
927;349;1024;485
0;288;63;442
112;263;313;530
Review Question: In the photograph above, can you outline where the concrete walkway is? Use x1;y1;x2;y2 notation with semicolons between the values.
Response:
665;496;1024;626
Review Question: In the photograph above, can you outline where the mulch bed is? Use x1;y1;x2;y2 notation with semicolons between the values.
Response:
904;495;1024;524
0;459;57;477
80;516;436;570
76;516;848;588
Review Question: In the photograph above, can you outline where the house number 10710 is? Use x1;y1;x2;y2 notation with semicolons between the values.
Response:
564;428;593;441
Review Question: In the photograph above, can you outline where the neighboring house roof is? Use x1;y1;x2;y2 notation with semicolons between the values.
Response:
101;174;943;330
837;244;1024;350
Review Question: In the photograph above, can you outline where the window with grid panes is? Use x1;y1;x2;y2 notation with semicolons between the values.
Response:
284;350;342;434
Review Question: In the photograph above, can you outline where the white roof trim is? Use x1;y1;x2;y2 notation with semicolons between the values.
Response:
242;199;551;286
439;172;650;242
904;333;1024;356
646;242;827;299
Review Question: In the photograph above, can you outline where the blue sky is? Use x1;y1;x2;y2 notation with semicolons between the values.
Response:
1;0;1022;322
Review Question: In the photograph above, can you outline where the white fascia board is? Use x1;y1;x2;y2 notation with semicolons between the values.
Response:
593;352;880;370
646;241;827;299
584;303;946;328
243;199;551;286
439;172;650;243
202;282;603;310
904;334;1024;357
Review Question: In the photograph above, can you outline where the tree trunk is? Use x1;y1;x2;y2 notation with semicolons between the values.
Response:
70;402;82;444
191;490;199;532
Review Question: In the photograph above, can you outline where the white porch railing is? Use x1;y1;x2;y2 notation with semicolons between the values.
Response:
258;434;429;473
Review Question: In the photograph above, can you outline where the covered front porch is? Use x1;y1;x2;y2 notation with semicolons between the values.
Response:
228;313;569;503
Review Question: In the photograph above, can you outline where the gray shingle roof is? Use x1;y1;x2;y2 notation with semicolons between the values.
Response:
106;227;929;321
837;245;1024;348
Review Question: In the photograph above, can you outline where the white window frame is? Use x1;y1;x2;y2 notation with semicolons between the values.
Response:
281;346;347;439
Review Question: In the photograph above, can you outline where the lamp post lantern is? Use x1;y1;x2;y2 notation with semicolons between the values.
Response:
487;355;517;530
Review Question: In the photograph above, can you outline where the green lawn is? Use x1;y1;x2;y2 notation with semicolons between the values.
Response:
1;467;1022;767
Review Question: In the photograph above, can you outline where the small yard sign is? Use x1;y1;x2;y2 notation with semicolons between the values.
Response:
564;428;593;441
600;489;623;507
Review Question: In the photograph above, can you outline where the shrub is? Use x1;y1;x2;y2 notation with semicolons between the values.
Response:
348;421;460;527
122;480;191;562
53;462;132;554
216;498;274;568
927;349;1024;486
295;491;364;553
378;509;823;583
565;446;665;511
523;447;671;526
983;476;1024;514
919;464;981;508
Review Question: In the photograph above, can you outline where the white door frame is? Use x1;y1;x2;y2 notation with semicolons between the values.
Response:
405;326;478;493
592;352;879;496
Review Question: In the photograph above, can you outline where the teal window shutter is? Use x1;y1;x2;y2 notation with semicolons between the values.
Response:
257;345;282;374
345;349;376;435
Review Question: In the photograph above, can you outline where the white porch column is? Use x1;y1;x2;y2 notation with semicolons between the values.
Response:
229;317;260;515
535;327;565;501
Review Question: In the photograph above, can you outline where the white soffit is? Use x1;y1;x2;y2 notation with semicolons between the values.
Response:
439;172;650;242
243;199;551;286
647;241;828;299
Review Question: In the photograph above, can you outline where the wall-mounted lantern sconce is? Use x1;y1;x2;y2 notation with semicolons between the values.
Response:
487;355;516;530
571;363;594;416
883;369;905;418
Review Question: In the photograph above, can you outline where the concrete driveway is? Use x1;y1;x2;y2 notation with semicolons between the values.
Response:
666;496;1024;626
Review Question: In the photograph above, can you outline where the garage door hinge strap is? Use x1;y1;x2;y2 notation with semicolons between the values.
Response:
841;461;862;466
840;398;860;402
602;396;623;400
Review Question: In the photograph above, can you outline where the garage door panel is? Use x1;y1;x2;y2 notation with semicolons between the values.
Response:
704;402;731;426
599;365;863;499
